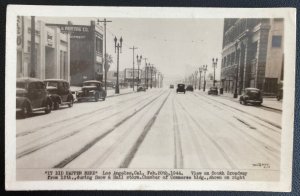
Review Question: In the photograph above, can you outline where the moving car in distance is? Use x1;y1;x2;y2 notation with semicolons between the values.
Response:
16;77;52;118
170;84;174;89
239;88;263;106
44;79;74;110
76;80;106;102
176;84;186;94
208;86;218;95
186;85;194;92
137;85;146;92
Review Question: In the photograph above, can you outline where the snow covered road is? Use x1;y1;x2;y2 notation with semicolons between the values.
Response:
16;89;281;171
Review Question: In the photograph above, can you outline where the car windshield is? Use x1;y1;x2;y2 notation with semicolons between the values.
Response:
45;81;58;88
178;84;185;87
16;82;26;89
246;90;260;96
83;82;98;87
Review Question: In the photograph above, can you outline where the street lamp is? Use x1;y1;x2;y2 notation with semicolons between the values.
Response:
198;67;203;90
194;70;198;89
202;65;208;92
212;58;218;87
114;36;123;94
136;55;142;86
234;40;239;98
150;65;154;88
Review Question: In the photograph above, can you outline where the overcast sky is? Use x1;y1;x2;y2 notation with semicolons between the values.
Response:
39;17;224;84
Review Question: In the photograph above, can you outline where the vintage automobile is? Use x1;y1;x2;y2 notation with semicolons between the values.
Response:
176;84;186;94
16;77;52;118
76;80;106;102
44;79;74;110
208;86;218;95
239;88;263;106
169;84;174;89
137;86;146;92
186;85;194;92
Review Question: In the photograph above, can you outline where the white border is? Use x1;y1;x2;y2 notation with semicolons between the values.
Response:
5;5;296;191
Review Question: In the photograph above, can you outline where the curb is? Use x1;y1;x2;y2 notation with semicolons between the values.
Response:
261;105;282;112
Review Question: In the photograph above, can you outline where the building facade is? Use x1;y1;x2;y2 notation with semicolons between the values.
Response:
47;21;104;86
221;18;284;95
17;16;70;81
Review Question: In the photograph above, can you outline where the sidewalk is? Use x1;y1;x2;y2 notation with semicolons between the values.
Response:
106;88;134;97
215;91;282;111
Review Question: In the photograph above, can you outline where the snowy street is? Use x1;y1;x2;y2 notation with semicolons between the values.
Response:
16;89;281;171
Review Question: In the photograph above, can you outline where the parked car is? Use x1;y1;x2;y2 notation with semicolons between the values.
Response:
137;86;146;92
16;78;52;118
239;88;263;106
170;84;174;89
208;87;218;95
176;84;186;94
76;80;106;102
44;79;74;110
186;85;194;92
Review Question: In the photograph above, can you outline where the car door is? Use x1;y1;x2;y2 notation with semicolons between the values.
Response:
61;82;69;102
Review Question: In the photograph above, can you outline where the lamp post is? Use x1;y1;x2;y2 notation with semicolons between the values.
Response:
129;46;138;91
198;67;203;90
143;58;147;87
203;65;208;92
136;55;142;86
114;36;123;94
234;40;239;98
212;58;218;87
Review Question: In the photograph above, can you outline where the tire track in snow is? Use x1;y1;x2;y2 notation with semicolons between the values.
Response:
17;91;161;150
53;91;168;168
17;91;166;160
17;92;156;137
172;98;184;169
176;98;238;169
119;92;171;168
186;93;280;161
195;92;281;130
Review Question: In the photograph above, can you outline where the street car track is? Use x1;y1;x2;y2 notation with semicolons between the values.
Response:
16;91;160;138
185;93;280;161
16;91;166;159
53;91;169;168
119;91;171;168
172;98;184;169
176;98;238;169
195;92;282;131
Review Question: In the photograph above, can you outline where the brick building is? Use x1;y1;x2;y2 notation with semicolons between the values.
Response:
220;18;284;95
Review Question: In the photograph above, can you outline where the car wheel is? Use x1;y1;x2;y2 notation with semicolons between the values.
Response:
53;101;59;110
68;98;74;107
21;102;31;118
45;100;52;114
94;94;99;102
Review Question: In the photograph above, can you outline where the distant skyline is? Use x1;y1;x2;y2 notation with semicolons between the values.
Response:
39;17;224;85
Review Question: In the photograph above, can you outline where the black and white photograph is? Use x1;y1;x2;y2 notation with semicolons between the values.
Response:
5;5;296;191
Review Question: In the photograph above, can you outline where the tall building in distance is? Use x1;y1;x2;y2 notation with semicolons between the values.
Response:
220;18;284;95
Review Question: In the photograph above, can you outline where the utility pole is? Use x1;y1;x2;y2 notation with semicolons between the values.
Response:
194;70;198;89
129;46;138;91
114;36;123;94
30;16;36;78
97;18;112;92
